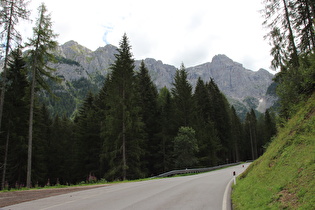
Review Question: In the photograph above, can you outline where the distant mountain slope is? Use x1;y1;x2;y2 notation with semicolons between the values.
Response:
45;41;276;118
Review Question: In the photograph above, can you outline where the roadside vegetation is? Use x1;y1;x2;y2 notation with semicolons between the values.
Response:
232;0;315;208
232;93;315;209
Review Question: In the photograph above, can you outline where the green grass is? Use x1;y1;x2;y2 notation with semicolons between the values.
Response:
232;93;315;209
0;177;156;193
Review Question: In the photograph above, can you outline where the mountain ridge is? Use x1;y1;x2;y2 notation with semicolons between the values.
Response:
47;40;276;118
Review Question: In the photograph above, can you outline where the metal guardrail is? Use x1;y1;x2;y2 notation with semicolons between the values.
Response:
152;162;241;178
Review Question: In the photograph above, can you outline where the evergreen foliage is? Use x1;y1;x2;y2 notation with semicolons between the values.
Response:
173;127;198;169
135;61;160;175
193;78;220;166
157;87;176;172
0;0;30;161
1;48;29;189
101;34;145;181
1;34;278;188
25;3;58;188
262;0;315;120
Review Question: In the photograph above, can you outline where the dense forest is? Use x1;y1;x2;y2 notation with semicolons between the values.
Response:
0;30;277;188
3;0;314;189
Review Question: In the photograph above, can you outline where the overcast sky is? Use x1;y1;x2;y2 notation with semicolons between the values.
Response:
21;0;273;72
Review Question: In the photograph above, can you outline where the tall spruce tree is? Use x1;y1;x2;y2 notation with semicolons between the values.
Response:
102;34;144;181
25;3;58;188
171;64;194;129
173;127;198;169
207;79;232;163
264;109;277;143
157;87;176;172
262;0;299;69
74;92;102;181
32;103;52;186
1;48;29;189
0;0;29;151
135;61;160;175
193;78;220;166
244;109;258;160
230;106;242;162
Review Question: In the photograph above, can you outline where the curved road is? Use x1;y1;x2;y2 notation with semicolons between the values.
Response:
3;164;249;210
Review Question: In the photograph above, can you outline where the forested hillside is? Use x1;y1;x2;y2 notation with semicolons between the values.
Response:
233;0;315;208
0;33;277;188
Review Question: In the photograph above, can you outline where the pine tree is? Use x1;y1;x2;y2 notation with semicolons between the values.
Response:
173;127;198;169
207;79;232;163
171;63;194;129
25;3;58;188
262;0;299;69
74;92;102;182
230;106;242;163
294;0;315;53
193;78;220;166
32;103;52;186
0;0;29;150
1;48;29;189
95;75;111;178
102;34;145;181
135;60;160;175
244;109;258;160
264;109;277;143
157;87;176;172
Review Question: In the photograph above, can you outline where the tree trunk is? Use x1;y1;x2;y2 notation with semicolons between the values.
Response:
26;67;36;188
122;88;126;180
249;122;255;160
282;0;299;67
0;1;14;141
1;130;10;190
304;0;315;50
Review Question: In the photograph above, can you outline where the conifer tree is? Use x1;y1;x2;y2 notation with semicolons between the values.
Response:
74;92;102;181
157;87;176;172
193;78;220;166
25;3;58;188
244;109;258;160
0;0;29;149
1;48;29;189
171;64;194;129
262;0;315;119
230;106;242;162
207;79;232;163
173;127;198;169
102;34;144;180
32;103;52;185
264;109;277;143
135;61;160;175
262;0;299;69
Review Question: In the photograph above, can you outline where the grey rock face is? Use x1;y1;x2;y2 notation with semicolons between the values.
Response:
52;41;275;113
187;55;274;100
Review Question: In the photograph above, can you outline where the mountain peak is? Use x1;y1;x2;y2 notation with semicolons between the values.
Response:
211;54;242;67
212;54;232;61
61;40;92;55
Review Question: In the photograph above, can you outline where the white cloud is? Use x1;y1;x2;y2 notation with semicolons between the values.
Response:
23;0;273;72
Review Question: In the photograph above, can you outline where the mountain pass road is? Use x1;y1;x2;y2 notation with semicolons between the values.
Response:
3;163;250;210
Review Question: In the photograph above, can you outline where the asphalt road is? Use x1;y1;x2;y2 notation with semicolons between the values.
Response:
3;164;249;210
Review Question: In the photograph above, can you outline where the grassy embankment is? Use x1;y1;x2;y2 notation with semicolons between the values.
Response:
232;93;315;209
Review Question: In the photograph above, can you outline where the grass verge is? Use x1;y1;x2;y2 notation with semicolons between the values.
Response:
232;93;315;209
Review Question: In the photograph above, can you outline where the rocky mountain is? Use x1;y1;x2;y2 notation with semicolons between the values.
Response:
44;40;276;118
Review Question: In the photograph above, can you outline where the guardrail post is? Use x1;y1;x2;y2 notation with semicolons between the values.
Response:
233;171;236;185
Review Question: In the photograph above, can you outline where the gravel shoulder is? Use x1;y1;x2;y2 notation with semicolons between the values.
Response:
0;184;108;208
